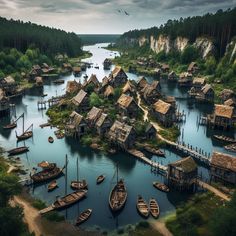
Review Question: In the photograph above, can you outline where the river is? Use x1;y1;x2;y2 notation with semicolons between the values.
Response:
0;43;235;233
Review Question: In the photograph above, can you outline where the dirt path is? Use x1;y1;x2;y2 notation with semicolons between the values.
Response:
150;220;173;236
136;92;149;121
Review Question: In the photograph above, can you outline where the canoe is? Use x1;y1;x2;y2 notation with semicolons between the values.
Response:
136;195;149;218
149;198;159;218
213;135;236;143
8;146;29;156
41;94;48;97
76;209;92;225
109;179;127;212
48;180;58;191
71;180;88;190
3;122;17;129
16;131;33;141
52;190;87;210
31;167;64;183
96;175;105;184
38;161;56;170
153;182;170;192
48;136;54;143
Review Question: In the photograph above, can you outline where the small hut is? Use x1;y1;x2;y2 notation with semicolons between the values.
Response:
0;76;17;95
73;67;81;77
66;80;81;94
168;71;178;82
137;76;148;90
83;74;100;91
72;89;89;112
35;77;43;87
161;64;170;73
109;66;128;87
141;81;161;104
168;157;198;192
187;62;199;74
220;89;235;102
145;123;156;139
178;72;193;87
95;113;112;136
210;152;236;184
86;106;102;127
122;81;136;96
103;58;112;70
192;77;206;92
196;84;214;103
104;85;114;99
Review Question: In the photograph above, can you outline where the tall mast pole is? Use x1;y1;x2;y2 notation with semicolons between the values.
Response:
76;157;79;182
22;113;24;134
65;154;68;196
116;163;118;184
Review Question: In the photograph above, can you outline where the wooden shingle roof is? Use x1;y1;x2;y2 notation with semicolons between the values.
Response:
214;104;234;119
170;156;197;173
96;113;109;127
117;94;134;108
104;85;114;97
153;99;171;114
211;152;236;172
72;89;87;106
86;106;102;122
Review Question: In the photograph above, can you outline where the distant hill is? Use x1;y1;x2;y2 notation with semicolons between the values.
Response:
79;34;120;45
0;17;82;57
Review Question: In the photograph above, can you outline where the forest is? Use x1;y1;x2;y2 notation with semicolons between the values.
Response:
119;8;236;56
79;34;120;45
0;17;82;57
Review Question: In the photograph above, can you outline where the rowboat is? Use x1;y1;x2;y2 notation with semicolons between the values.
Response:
153;182;170;192
71;180;88;190
31;167;64;183
37;161;56;170
8;146;29;156
136;195;149;218
76;209;92;225
52;190;87;210
3;122;17;129
96;175;105;184
48;180;58;191
224;143;236;153
53;79;64;84
41;94;48;97
149;198;159;218
213;135;236;143
48;136;54;143
144;146;165;157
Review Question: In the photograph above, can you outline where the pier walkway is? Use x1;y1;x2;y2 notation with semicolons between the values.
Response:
37;95;65;109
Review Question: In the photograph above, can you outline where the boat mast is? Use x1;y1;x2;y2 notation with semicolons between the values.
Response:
22;113;25;134
65;154;68;196
76;157;79;182
116;163;118;184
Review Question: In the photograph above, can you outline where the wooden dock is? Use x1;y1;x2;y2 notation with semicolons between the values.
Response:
37;95;66;109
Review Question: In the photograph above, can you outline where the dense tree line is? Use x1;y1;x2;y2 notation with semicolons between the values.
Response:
119;8;236;56
79;34;120;45
0;17;82;57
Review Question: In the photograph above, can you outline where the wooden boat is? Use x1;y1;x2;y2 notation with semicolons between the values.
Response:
153;182;170;192
3;122;17;129
53;79;64;84
213;135;236;143
51;190;87;210
54;130;64;139
48;180;58;191
83;74;88;79
8;146;29;156
37;161;56;170
136;195;149;218
71;180;88;190
94;66;99;69
144;146;165;157
96;175;105;184
224;143;236;153
31;166;64;183
48;136;54;143
149;198;159;218
16;113;33;141
41;93;48;97
76;209;92;225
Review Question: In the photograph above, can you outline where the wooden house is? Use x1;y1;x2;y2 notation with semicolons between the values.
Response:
168;157;198;191
95;113;112;136
62;63;72;72
109;66;128;87
154;68;161;78
195;84;214;103
145;123;156;140
84;74;100;91
210;152;236;184
65;111;87;138
152;99;176;127
66;80;81;95
35;77;43;87
220;89;235;102
161;64;170;73
209;104;234;129
0;76;17;95
164;96;177;109
73;67;81;77
0;89;10;117
192;77;206;92
168;71;178;82
99;76;109;94
122;81;136;96
104;85;114;99
141;81;161;104
117;94;140;118
187;62;199;74
178;72;193;87
86;106;102;127
72;89;89;112
137;76;148;90
224;98;236;109
103;58;112;70
108;120;136;150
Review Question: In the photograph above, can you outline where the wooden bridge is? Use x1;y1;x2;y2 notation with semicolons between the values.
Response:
37;95;66;109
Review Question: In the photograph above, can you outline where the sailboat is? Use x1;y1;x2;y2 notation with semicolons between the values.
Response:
3;113;22;129
15;113;33;141
70;157;88;190
109;164;127;212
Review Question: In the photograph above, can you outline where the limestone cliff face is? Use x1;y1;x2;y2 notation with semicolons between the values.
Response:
174;37;189;52
225;38;236;63
193;37;215;59
138;36;149;47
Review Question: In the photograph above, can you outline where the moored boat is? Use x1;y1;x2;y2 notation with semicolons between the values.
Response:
136;195;149;218
149;198;159;218
16;131;33;141
153;181;170;192
213;135;236;143
41;93;48;97
76;209;92;225
53;79;64;84
224;143;236;153
144;146;165;157
3;122;17;129
8;146;29;156
48;180;58;191
37;161;56;170
48;136;54;143
71;180;88;190
96;175;105;184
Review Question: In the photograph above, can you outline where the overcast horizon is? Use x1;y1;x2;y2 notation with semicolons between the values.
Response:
0;0;235;34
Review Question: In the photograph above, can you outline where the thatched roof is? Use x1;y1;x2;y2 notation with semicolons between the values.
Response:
193;77;205;85
72;89;87;106
168;71;177;77
35;77;43;84
211;152;236;172
214;104;234;119
117;94;134;108
122;81;136;94
153;99;171;114
145;123;156;133
85;74;100;87
102;76;109;87
111;66;123;78
220;89;235;100
104;85;114;97
201;84;213;94
69;111;84;126
96;113;109;127
179;72;192;79
142;81;160;98
0;88;8;101
161;64;169;70
224;98;236;107
3;76;15;84
86;106;102;123
188;62;198;71
170;156;197;173
137;76;147;88
66;80;81;94
73;67;81;73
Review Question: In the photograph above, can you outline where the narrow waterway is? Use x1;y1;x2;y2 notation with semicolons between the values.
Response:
0;43;234;232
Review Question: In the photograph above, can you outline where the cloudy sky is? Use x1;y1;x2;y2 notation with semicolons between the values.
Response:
0;0;235;34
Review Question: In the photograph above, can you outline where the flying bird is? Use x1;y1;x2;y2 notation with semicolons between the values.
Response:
116;9;130;16
124;11;129;16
